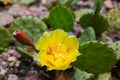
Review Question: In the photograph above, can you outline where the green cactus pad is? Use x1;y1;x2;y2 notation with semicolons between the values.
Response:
110;41;120;60
10;16;47;43
69;68;93;80
0;26;12;48
48;6;74;32
79;27;96;44
72;41;116;74
74;9;92;21
79;13;109;34
108;9;120;28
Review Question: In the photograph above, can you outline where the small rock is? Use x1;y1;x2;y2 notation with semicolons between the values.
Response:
8;74;18;80
7;49;20;59
0;69;7;76
9;62;15;67
24;70;38;80
2;52;10;61
7;49;15;54
2;61;8;68
18;69;26;76
15;61;21;67
8;57;16;62
104;0;114;9
8;4;30;17
29;6;49;17
0;13;14;26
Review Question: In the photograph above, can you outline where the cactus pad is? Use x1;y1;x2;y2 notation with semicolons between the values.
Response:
69;68;93;80
48;6;74;32
74;9;92;21
0;26;12;48
110;41;120;60
72;41;116;74
108;9;120;28
97;73;111;80
79;13;109;34
10;16;47;43
79;27;96;44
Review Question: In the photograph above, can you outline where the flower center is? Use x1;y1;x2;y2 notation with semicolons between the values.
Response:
47;43;67;61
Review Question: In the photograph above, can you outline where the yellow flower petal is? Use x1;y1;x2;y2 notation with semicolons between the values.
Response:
36;32;49;50
64;35;79;52
48;29;68;45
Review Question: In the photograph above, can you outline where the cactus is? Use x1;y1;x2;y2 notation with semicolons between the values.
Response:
97;73;111;80
79;27;96;44
74;9;92;22
16;47;33;60
72;41;116;74
110;41;120;60
79;13;109;34
0;26;12;49
79;0;109;34
48;5;74;32
92;0;103;15
108;9;120;28
57;0;79;6
101;34;113;44
69;68;93;80
10;16;47;43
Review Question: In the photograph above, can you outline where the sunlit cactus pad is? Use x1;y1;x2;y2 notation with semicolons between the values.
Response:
79;13;109;34
97;73;111;80
48;5;74;32
110;41;120;60
72;41;116;74
74;9;92;21
10;16;47;42
0;26;12;48
108;9;120;28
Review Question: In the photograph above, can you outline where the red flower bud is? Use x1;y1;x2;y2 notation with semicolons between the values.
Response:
13;29;34;47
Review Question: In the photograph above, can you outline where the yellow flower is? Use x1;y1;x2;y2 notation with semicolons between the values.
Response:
35;29;80;70
0;0;12;5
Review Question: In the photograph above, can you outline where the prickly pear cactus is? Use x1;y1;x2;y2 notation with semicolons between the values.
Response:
10;16;47;43
79;13;109;34
92;0;103;15
79;27;96;44
57;0;79;6
74;9;92;21
108;9;120;28
72;41;116;74
16;47;33;60
69;68;93;80
110;41;120;60
97;73;111;80
48;5;74;32
0;26;12;48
